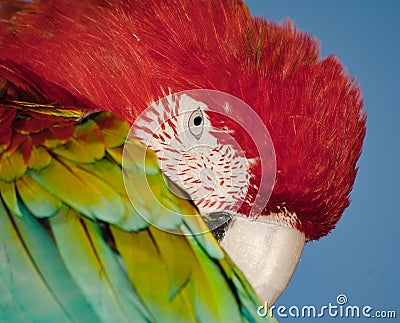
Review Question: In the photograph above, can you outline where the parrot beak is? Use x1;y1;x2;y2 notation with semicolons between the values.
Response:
215;214;305;305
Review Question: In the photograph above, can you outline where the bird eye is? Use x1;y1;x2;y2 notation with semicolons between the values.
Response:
188;108;204;139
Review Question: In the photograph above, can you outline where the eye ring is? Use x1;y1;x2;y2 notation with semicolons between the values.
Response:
188;108;204;139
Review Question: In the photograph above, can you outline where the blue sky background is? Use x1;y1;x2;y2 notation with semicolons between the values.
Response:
246;0;400;321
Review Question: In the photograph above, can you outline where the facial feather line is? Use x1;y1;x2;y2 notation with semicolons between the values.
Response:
131;92;252;215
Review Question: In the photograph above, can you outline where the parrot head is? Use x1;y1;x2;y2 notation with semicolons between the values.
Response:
125;12;366;305
0;0;366;305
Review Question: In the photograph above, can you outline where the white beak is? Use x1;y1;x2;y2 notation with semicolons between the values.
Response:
220;214;305;305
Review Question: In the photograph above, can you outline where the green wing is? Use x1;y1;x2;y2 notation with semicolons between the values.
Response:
0;98;276;322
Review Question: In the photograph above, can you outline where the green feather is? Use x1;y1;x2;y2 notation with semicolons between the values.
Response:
116;196;149;231
16;175;62;218
123;162;183;231
0;149;26;182
49;207;143;323
82;219;152;322
0;199;71;322
10;200;101;322
106;146;123;165
183;233;243;322
122;137;160;175
28;146;52;170
27;157;125;224
93;112;130;148
79;158;126;195
111;227;198;322
0;181;23;217
51;120;105;164
0;279;32;323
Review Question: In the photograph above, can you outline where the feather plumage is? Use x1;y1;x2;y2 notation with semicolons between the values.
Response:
0;73;274;321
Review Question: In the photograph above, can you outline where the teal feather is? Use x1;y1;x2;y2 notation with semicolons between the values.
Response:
49;207;144;323
16;176;62;218
10;199;101;322
0;199;72;322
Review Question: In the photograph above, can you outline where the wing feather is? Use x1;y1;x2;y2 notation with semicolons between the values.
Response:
0;104;276;322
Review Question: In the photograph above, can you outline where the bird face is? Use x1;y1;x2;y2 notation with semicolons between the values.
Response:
131;92;254;218
128;89;303;304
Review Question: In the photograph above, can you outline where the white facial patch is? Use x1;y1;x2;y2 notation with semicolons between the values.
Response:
131;92;251;215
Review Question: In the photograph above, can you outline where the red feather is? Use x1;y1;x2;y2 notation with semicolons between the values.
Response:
0;0;366;239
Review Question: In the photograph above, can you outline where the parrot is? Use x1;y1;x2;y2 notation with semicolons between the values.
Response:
0;0;366;322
